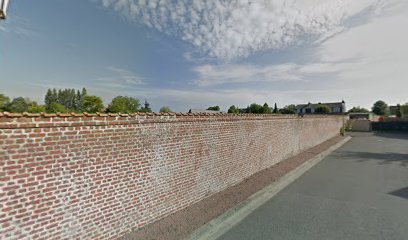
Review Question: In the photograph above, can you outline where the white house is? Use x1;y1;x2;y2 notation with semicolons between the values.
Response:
296;101;346;114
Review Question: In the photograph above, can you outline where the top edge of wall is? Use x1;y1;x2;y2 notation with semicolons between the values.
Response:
0;112;346;129
0;111;346;118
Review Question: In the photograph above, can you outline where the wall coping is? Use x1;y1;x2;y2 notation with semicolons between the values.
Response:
0;112;346;118
0;112;345;129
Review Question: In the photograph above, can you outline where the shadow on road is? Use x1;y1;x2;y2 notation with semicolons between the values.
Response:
389;187;408;200
337;151;408;167
349;131;408;140
373;131;408;140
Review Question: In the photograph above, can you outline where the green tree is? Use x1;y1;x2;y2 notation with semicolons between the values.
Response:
81;88;88;98
45;88;58;112
81;95;104;113
57;89;63;105
207;106;220;111
47;102;68;113
56;88;78;110
401;104;408;118
396;104;402;118
140;100;152;113
69;88;76;110
272;103;278;113
0;94;10;111
279;104;296;114
52;89;58;100
27;101;46;113
348;106;370;113
45;88;90;112
246;103;263;113
159;106;172;113
7;97;29;113
107;96;140;113
262;103;271;113
372;100;389;116
76;90;82;110
227;105;240;113
314;104;331;114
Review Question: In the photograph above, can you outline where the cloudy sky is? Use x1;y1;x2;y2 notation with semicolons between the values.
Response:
1;0;407;112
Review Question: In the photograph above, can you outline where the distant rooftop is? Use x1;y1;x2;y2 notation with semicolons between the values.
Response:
188;109;224;113
296;101;345;109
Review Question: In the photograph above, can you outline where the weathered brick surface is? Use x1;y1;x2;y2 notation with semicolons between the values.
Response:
0;113;344;239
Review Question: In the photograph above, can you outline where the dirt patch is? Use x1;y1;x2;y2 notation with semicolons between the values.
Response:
121;135;345;240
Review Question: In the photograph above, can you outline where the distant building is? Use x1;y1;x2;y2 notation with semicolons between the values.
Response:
188;109;223;113
349;112;374;120
239;108;247;113
389;105;397;116
296;101;346;114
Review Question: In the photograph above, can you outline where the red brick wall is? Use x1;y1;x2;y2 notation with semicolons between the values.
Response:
0;113;344;239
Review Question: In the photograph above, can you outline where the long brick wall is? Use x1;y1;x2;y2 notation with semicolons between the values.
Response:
0;112;344;239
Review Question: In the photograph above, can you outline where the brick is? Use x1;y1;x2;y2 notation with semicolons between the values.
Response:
3;165;21;171
32;170;48;176
19;123;37;128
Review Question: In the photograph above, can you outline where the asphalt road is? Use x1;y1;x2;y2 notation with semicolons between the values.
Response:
218;132;408;240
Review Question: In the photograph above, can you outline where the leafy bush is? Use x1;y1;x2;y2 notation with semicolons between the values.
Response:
207;106;220;111
246;103;263;113
348;106;369;113
401;104;408;118
27;102;46;113
0;94;10;111
340;126;346;136
228;105;240;113
107;96;140;113
159;106;172;113
262;103;271;114
81;95;104;113
279;104;296;114
315;104;331;114
7;97;29;113
372;100;389;116
47;102;68;113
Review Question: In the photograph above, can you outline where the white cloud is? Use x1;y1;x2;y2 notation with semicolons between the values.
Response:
190;0;408;109
97;66;145;88
313;6;408;108
192;61;357;87
97;0;384;61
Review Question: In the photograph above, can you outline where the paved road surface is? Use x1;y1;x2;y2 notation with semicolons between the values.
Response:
218;132;408;240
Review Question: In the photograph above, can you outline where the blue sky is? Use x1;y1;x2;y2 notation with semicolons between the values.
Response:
1;0;407;112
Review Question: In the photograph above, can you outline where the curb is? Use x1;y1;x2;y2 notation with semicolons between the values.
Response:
184;136;352;240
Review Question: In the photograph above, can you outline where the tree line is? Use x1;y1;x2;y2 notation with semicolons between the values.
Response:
2;90;406;117
349;100;408;117
225;103;331;114
207;103;297;114
222;100;408;116
0;88;174;114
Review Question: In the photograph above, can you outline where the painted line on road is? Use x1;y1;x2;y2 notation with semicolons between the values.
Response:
184;136;352;240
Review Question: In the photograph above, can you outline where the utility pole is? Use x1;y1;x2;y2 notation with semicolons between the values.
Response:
0;0;10;20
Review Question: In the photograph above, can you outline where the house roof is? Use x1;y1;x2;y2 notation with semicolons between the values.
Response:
188;109;223;113
349;112;372;116
296;101;344;109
